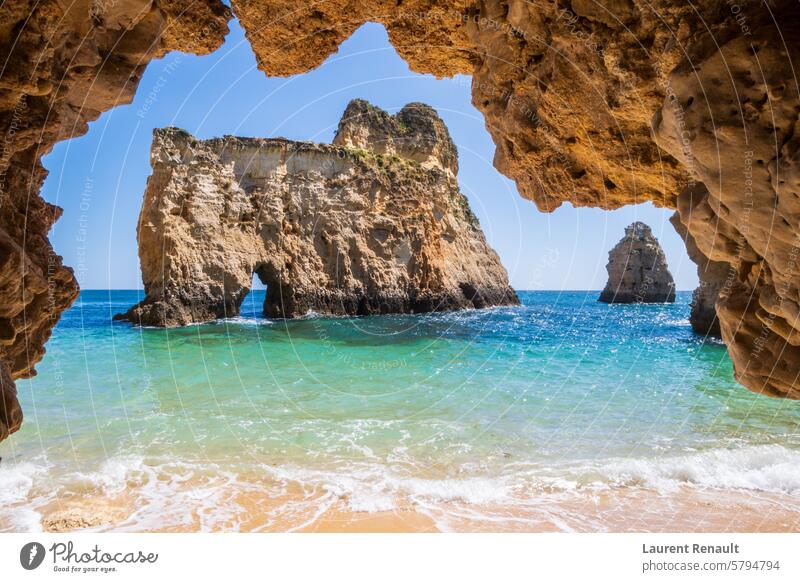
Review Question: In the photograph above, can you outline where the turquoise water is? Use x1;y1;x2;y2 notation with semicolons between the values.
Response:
1;290;799;531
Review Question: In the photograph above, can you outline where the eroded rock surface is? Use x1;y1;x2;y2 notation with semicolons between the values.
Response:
653;15;800;398
669;207;727;338
599;222;675;304
334;99;459;175
115;101;518;325
0;0;231;438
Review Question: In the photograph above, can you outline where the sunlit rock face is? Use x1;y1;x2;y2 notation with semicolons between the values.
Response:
599;222;675;304
115;101;518;326
333;99;459;176
1;0;799;441
653;13;800;398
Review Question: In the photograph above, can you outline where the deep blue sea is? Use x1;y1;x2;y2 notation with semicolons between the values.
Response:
1;290;798;531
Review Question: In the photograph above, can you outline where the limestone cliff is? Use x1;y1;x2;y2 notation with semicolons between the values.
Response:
599;222;675;304
115;102;518;326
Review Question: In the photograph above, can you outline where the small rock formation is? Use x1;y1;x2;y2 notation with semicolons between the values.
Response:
599;222;675;304
115;101;518;326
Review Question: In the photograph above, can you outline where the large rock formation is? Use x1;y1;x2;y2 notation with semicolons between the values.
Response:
599;222;675;304
2;0;800;441
115;101;518;326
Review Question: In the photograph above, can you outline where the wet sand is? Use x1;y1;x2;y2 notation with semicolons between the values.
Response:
27;485;800;533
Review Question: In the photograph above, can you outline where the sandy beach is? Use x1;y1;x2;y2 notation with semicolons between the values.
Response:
25;483;800;533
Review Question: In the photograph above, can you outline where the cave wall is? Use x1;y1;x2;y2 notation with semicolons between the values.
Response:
0;0;231;439
1;0;799;440
653;12;800;397
669;202;728;338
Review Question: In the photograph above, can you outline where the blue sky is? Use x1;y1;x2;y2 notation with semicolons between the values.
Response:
42;19;697;291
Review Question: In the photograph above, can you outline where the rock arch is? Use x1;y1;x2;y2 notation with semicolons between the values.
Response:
253;261;289;319
114;102;518;327
1;0;799;440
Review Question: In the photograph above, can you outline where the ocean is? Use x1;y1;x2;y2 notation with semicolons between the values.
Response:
1;290;799;532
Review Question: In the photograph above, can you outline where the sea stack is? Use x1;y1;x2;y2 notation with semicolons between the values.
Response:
116;100;518;327
599;222;675;304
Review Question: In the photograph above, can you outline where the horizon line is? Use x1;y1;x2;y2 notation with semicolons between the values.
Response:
78;288;698;293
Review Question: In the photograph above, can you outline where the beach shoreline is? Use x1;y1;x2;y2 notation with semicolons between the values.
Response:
12;484;800;534
2;291;798;535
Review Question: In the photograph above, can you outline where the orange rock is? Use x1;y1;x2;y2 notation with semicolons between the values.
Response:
116;102;517;326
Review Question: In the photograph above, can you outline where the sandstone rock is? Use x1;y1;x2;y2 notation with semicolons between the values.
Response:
333;99;458;175
653;11;800;398
669;206;727;338
115;101;518;326
0;0;231;440
0;361;22;441
599;222;675;304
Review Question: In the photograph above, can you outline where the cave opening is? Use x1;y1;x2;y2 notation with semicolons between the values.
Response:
253;262;288;319
238;264;290;320
239;270;268;320
37;18;694;302
2;0;800;537
19;13;708;404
